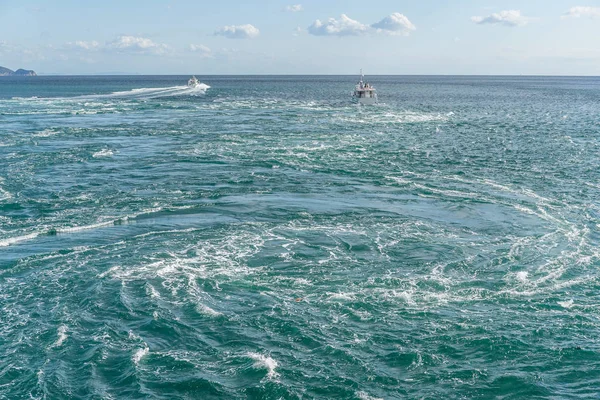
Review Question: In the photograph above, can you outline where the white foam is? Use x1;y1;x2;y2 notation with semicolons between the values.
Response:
332;110;447;125
33;129;58;137
351;309;372;320
50;325;68;348
513;204;538;216
56;220;117;234
394;290;415;304
246;352;279;379
293;278;311;286
133;346;149;365
196;303;222;317
92;149;114;158
36;369;44;384
558;299;574;309
515;271;529;282
145;284;161;299
386;176;412;185
99;229;266;311
356;391;384;400
0;232;40;247
0;186;12;201
413;183;480;200
81;84;210;100
498;276;588;297
328;292;356;301
98;265;122;279
353;335;367;344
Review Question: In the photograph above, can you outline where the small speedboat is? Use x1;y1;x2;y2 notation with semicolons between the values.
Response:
187;76;200;88
352;69;377;105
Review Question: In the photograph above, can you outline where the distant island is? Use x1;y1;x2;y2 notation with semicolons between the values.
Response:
0;66;37;76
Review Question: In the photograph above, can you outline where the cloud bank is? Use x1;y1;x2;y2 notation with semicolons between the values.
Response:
214;24;260;39
67;41;100;50
308;13;415;37
562;6;600;19
471;10;531;27
189;44;213;57
308;14;368;36
64;36;169;55
108;36;169;54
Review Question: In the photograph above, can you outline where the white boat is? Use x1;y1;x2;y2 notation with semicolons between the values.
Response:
187;76;200;88
352;69;377;105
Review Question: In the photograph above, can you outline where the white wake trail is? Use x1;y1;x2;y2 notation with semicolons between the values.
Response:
80;83;211;100
8;83;211;104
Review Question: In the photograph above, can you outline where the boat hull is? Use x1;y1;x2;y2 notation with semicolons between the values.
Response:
353;95;377;105
356;97;377;105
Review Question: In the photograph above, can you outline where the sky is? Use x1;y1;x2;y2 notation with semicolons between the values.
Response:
0;0;599;75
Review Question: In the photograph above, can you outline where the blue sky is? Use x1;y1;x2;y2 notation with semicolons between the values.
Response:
0;0;599;75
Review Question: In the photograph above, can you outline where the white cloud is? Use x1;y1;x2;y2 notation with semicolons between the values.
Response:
64;37;171;56
0;41;23;54
214;24;260;39
107;36;169;54
189;44;213;57
562;6;600;19
0;41;45;60
371;13;416;36
471;10;531;27
67;41;100;50
285;4;303;12
308;14;368;36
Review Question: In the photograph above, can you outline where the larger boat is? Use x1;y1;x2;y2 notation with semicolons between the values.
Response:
352;70;377;104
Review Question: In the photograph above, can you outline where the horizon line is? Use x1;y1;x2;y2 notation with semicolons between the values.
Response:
27;73;600;78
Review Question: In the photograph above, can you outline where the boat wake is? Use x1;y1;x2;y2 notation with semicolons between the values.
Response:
7;83;210;107
79;84;210;100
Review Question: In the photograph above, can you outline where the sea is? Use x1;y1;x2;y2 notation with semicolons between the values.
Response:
1;75;600;399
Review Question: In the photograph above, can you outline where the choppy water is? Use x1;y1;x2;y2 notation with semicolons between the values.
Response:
1;75;600;399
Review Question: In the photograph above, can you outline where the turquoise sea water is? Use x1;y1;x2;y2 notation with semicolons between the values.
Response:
1;75;600;399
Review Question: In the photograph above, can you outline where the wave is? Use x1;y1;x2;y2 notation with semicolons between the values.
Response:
133;346;149;365
357;391;384;400
0;232;41;247
49;325;68;348
246;352;279;379
0;186;12;201
92;149;114;158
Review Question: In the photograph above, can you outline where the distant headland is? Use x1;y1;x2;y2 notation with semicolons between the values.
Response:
0;66;37;76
